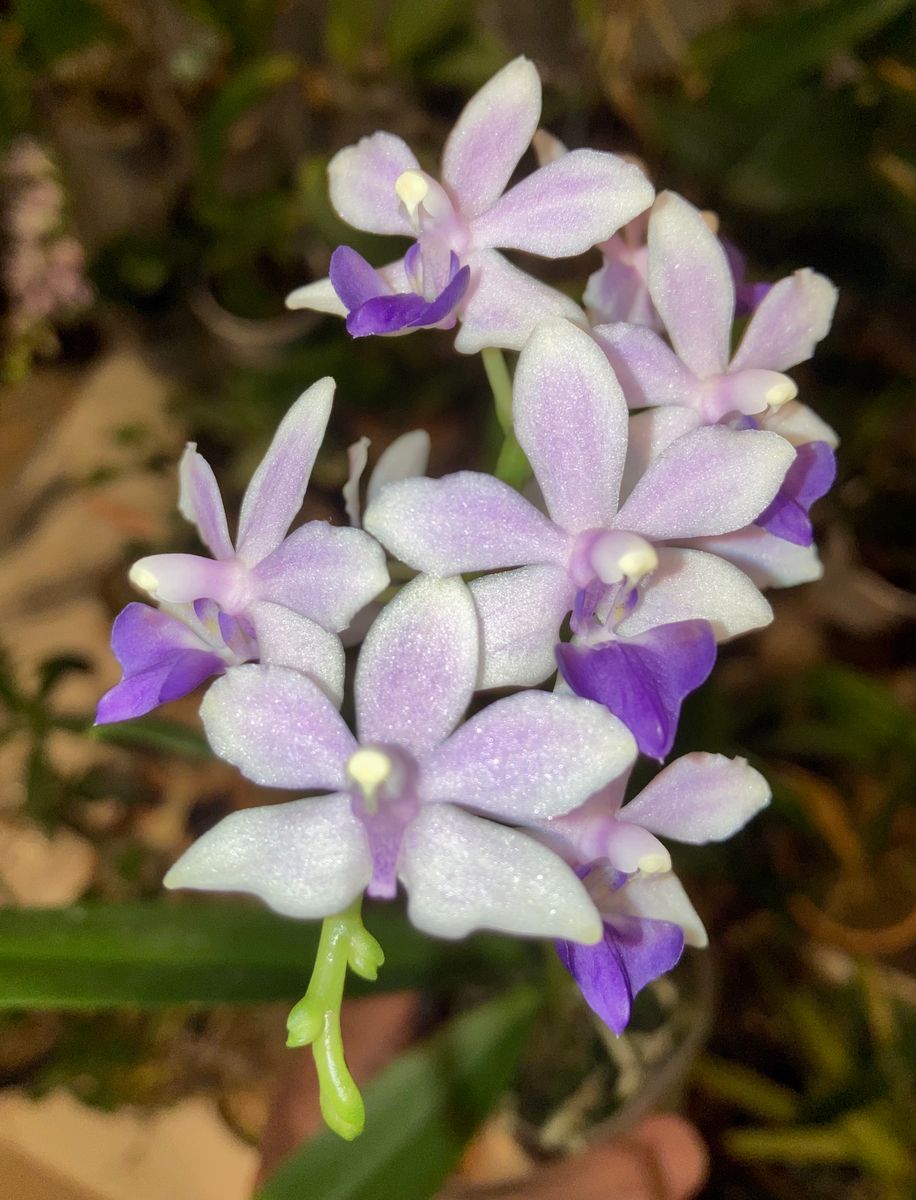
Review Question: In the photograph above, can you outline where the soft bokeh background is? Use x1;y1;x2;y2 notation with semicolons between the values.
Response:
1;1;914;1197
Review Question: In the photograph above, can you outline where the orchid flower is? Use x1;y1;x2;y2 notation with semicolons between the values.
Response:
364;320;794;757
165;574;639;943
96;379;388;723
547;753;769;1032
286;57;654;352
343;429;431;529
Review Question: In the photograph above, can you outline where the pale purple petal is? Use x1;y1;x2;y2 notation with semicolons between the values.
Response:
343;436;370;526
513;320;628;532
163;794;371;919
648;191;734;378
236;377;335;564
364;471;568;574
557;915;684;1035
366;430;431;505
532;128;567;166
762;399;839;449
177;445;233;560
756;441;835;546
285;275;348;316
399;804;602;942
470;565;575;689
421;691;636;820
251;522;389;632
611;871;707;948
615;426;795;540
730;269;837;373
620;407;703;502
471;151;654;257
453;249;584;354
441;56;541;219
200;664;356;790
249;601;345;706
592;323;699;410
328;131;419;235
620;751;770;843
681;528;824;589
557;621;716;760
617;547;773;641
355;575;478;758
328;245;390;308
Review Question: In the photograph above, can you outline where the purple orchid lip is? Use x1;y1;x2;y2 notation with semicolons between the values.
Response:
755;440;835;546
331;245;471;338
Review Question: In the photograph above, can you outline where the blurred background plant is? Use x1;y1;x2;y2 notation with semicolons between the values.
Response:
0;1;914;1197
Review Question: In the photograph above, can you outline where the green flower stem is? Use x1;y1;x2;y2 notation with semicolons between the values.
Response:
481;347;531;491
286;900;384;1141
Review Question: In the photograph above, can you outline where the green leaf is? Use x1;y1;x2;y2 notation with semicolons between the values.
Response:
256;987;538;1199
89;716;213;759
0;902;531;1009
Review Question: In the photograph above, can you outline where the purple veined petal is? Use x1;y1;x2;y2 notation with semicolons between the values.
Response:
610;870;708;948
354;575;478;759
251;521;389;632
592;322;700;411
200;664;356;790
285;275;348;316
513;320;629;532
235;377;335;564
128;554;242;609
399;804;602;942
96;652;225;724
107;602;206;673
617;547;773;642
164;793;372;919
248;601;346;707
620;751;770;844
620;407;704;502
557;620;716;760
584;253;658;330
730;268;838;373
343;436;370;526
756;441;835;546
177;445;233;560
615;426;796;540
680;528;824;589
364;470;569;575
366;430;431;507
421;691;637;821
648;191;734;378
453;249;584;354
557;914;684;1035
329;245;391;309
440;56;542;220
471;150;655;258
761;399;839;449
328;131;420;236
469;564;575;689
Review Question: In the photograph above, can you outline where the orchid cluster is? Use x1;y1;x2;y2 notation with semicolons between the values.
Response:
97;58;838;1139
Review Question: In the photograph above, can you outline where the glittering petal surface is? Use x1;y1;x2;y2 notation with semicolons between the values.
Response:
557;915;684;1035
453;249;584;354
399;804;602;942
612;871;708;948
327;131;419;235
163;794;371;919
235;378;335;564
364;471;568;574
471;150;654;257
470;564;574;689
200;664;356;790
648;191;734;378
440;56;541;219
251;522;389;631
617;547;773;641
615;427;795;540
177;446;233;559
248;601;345;706
285;276;348;316
355;575;479;758
421;691;637;820
730;268;837;373
593;323;699;411
366;430;431;506
513;320;628;532
620;751;770;843
620;407;703;501
681;528;824;589
557;621;716;760
756;441;835;546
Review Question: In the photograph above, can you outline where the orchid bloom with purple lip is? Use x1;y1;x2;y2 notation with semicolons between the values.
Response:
364;319;794;758
544;752;769;1032
592;191;838;564
96;378;389;724
285;57;654;353
164;574;639;943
